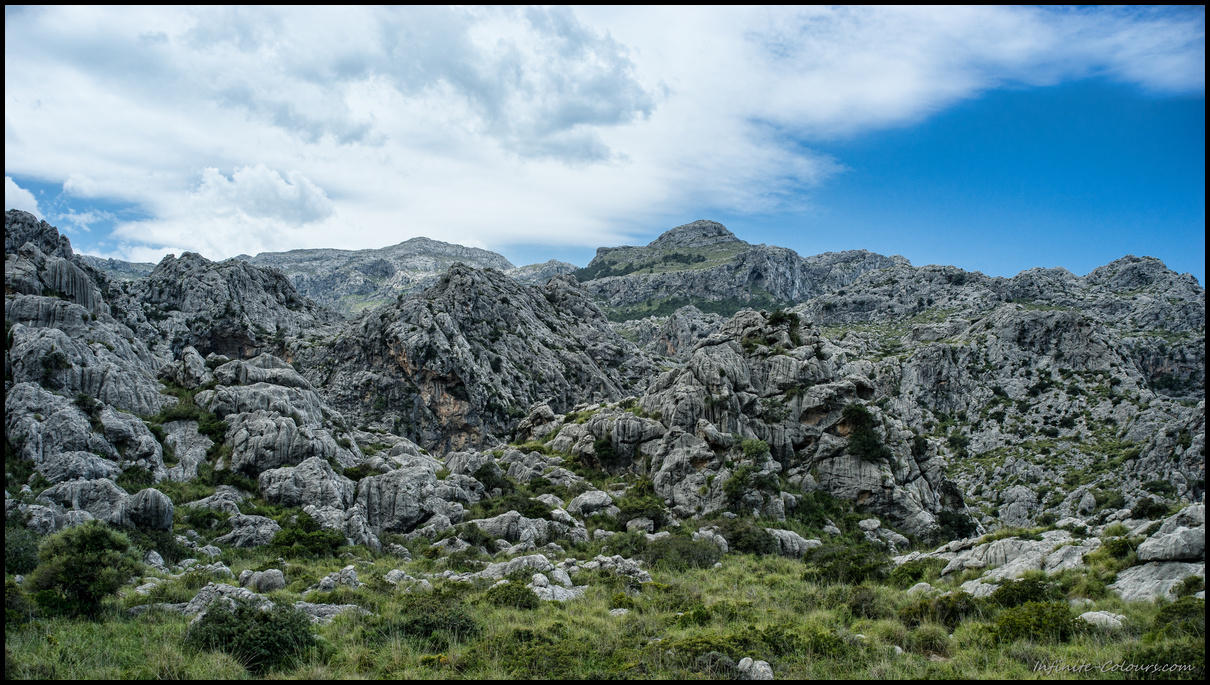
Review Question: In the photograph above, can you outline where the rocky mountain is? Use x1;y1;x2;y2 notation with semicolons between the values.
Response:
4;209;1204;629
76;254;155;281
240;237;517;317
574;220;896;320
288;265;656;452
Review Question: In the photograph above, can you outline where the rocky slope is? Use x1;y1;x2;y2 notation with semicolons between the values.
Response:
289;265;656;452
241;237;517;317
575;220;895;320
5;210;1203;612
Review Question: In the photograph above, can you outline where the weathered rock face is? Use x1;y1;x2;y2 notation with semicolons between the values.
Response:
242;237;517;318
296;264;656;451
575;220;895;315
540;308;965;535
128;251;342;359
612;305;725;361
259;457;356;510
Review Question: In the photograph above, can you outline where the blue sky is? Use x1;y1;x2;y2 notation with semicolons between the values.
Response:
5;6;1205;283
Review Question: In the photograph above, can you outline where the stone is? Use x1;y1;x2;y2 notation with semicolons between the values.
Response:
736;657;774;680
122;488;174;530
1079;611;1126;630
239;569;286;594
213;515;281;548
765;528;821;558
259;457;356;510
1137;527;1204;562
1110;562;1205;602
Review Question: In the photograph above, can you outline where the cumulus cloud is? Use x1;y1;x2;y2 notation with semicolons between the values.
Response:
5;176;41;217
3;6;1204;262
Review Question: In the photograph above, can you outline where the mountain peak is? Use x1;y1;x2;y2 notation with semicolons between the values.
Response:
647;220;742;251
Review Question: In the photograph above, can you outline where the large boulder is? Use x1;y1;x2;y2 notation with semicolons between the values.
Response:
259;457;356;510
214;514;281;548
122;488;174;530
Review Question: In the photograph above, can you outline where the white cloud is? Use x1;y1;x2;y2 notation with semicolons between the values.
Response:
3;6;1204;262
5;176;40;217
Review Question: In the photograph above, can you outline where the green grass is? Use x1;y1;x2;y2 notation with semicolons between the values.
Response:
7;539;1201;679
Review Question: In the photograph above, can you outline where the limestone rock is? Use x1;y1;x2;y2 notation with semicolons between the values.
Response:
213;515;281;548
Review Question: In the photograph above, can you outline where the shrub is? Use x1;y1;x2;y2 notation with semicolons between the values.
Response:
937;510;978;541
484;582;540;610
842;403;892;462
907;623;950;655
468;492;553;522
269;512;346;558
5;578;32;625
899;592;978;630
889;558;947;588
1148;597;1205;640
802;542;888;584
1122;641;1205;680
592;437;625;469
989;578;1064;608
124;527;196;566
381;592;480;648
993;601;1076;643
1131;497;1169;521
115;465;156;492
642;536;721;571
741;439;770;459
26;520;142;617
185;598;315;673
846;585;889;619
5;527;39;575
1175;575;1205;599
615;491;666;529
713;518;777;556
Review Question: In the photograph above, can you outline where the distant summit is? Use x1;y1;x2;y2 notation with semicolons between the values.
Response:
647;220;741;250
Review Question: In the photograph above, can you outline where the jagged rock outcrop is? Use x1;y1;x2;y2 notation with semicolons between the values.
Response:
242;237;517;318
295;264;656;451
576;220;895;315
128;251;342;359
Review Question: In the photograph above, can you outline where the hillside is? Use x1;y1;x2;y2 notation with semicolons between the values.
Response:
5;209;1205;680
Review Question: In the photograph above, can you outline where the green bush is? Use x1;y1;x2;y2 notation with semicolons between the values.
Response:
269;512;346;558
26;520;142;618
1122;640;1205;680
907;623;950;655
642;536;722;571
842;403;892;462
1175;576;1205;599
988;578;1064;608
468;492;553;522
741;439;770;459
802;542;888;584
381;592;480;648
993;601;1076;643
937;510;978;541
484;582;540;610
5;578;32;625
846;585;889;619
4;527;39;575
714;518;777;556
1131;497;1170;521
124;527;196;566
472;463;513;495
889;558;947;588
115;465;156;492
1148;597;1205;640
899;592;978;630
185;598;315;673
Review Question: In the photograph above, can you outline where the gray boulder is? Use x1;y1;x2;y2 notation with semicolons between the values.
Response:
213;515;281;548
122;488;174;530
259;457;356;510
239;569;287;594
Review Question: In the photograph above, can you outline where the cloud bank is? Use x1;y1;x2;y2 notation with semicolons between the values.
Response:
4;6;1204;261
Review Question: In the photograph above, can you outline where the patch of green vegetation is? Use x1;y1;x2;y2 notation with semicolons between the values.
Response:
843;403;892;462
26;521;142;618
603;292;788;323
185;598;316;673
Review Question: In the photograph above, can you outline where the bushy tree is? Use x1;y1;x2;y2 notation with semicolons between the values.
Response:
842;404;892;462
185;598;315;673
26;521;142;617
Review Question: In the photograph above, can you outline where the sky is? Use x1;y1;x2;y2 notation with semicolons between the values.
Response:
4;6;1205;283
